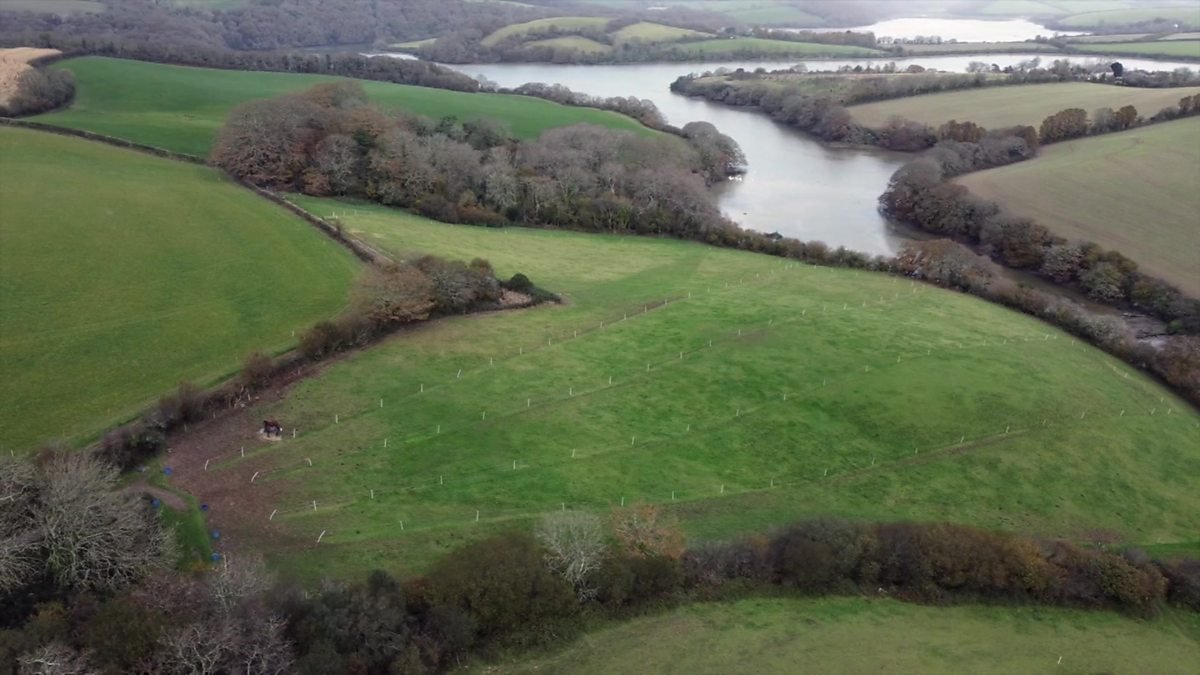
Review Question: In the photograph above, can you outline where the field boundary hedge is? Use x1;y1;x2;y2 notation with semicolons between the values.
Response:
0;118;393;265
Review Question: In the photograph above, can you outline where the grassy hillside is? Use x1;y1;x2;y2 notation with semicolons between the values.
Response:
978;0;1066;16
35;57;657;157
611;21;708;44
957;117;1200;296
1056;6;1200;28
173;196;1200;580
487;597;1200;674
482;16;610;47
0;127;360;452
901;41;1061;53
849;82;1200;130
654;37;882;58
526;36;614;55
1074;40;1200;58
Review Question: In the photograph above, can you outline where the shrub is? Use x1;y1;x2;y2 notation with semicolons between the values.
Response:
423;532;576;645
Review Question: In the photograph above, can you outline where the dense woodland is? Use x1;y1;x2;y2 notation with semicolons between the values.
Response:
3;448;1198;675
212;82;745;237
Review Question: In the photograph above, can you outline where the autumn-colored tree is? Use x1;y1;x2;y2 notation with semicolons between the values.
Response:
610;504;685;560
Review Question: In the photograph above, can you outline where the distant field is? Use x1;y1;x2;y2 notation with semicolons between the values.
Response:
957;117;1200;296
0;0;102;14
36;57;659;157
487;598;1200;674
1074;40;1200;58
0;127;360;452
655;37;882;58
901;41;1060;53
978;0;1065;15
1056;6;1200;28
526;36;613;55
1065;32;1153;42
172;195;1200;580
388;38;436;50
849;82;1200;130
611;21;708;45
481;16;610;47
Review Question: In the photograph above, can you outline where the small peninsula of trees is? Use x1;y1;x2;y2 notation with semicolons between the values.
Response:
212;82;746;239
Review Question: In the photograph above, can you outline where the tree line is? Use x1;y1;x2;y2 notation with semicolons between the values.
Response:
4;472;1198;674
0;0;548;54
881;102;1200;329
95;252;554;474
211;82;746;236
671;61;1200;152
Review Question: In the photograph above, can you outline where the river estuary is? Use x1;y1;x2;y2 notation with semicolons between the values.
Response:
444;53;1195;256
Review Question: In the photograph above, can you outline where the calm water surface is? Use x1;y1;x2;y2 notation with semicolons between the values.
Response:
444;55;1196;255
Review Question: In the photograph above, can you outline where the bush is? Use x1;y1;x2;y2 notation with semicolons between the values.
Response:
423;532;576;645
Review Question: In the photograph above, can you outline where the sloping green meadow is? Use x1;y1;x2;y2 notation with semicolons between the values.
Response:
36;57;658;157
486;597;1200;674
0;128;360;451
196;197;1200;580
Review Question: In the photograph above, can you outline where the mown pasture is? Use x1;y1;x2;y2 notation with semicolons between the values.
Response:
654;37;882;58
487;597;1200;674
1074;40;1200;58
178;196;1200;581
481;16;611;47
1056;6;1200;28
526;36;613;55
611;21;708;45
977;0;1065;16
35;57;658;157
0;127;360;452
957;116;1200;296
848;82;1200;130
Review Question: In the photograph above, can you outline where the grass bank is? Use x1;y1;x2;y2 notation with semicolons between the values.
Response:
483;597;1200;674
35;57;657;157
0;127;360;451
848;81;1200;130
956;116;1200;296
174;197;1200;581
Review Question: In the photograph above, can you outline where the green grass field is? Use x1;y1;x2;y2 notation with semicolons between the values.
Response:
1056;6;1200;28
387;38;436;50
611;21;709;45
957;117;1200;296
901;41;1061;53
1074;40;1200;58
978;0;1066;15
0;127;360;452
526;36;614;55
481;16;611;47
181;196;1200;581
655;37;882;58
35;57;658;157
849;82;1200;131
487;597;1200;674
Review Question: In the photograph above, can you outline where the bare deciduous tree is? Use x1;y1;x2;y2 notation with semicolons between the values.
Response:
0;455;40;593
536;512;607;600
17;642;97;675
35;453;173;592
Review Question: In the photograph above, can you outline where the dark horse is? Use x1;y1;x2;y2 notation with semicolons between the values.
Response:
262;420;283;437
